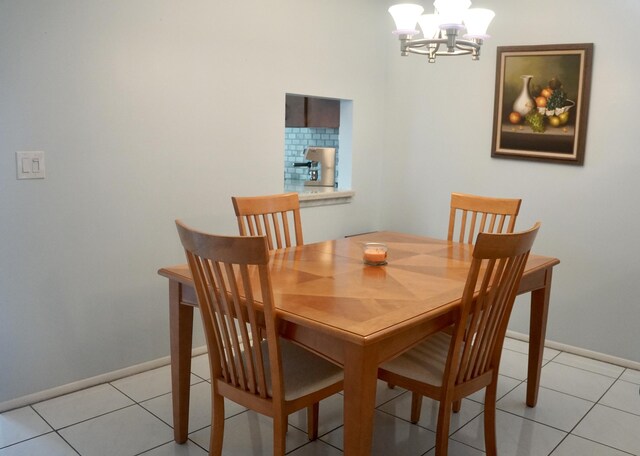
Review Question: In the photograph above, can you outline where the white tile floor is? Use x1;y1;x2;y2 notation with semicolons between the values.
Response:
2;338;640;456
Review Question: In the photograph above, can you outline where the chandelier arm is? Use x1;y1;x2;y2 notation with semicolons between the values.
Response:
434;49;472;56
405;47;438;56
404;37;448;48
456;38;483;60
453;39;480;51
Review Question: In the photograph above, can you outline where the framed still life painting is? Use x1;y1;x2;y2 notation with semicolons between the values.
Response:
491;43;593;165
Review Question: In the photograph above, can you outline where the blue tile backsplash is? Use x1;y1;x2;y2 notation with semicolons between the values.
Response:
284;127;339;183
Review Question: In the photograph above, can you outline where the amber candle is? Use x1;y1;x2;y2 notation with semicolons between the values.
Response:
363;243;388;265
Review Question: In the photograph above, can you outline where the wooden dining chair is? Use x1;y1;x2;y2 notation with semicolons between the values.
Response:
175;220;343;456
231;192;303;250
378;222;541;456
448;192;522;244
386;192;523;396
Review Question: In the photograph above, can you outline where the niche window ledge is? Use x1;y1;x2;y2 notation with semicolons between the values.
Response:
284;184;354;207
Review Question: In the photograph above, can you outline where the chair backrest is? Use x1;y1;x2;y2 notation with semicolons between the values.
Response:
448;192;522;244
175;220;285;402
446;222;540;389
232;193;303;250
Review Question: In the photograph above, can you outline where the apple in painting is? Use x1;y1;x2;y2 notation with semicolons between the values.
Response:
508;111;522;124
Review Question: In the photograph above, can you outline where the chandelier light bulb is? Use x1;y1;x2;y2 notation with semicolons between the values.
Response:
463;8;495;39
388;3;425;35
433;0;471;28
418;14;441;39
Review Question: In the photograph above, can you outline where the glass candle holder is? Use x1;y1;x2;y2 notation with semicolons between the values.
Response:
363;242;388;266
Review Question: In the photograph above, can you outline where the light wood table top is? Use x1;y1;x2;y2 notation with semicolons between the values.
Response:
159;231;559;455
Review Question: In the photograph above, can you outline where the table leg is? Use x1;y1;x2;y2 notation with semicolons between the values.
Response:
343;343;379;456
169;280;194;443
526;268;552;407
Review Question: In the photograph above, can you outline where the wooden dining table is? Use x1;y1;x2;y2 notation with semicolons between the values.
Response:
158;231;559;455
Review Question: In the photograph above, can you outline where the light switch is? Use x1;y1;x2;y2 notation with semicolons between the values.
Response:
16;151;46;179
22;158;31;173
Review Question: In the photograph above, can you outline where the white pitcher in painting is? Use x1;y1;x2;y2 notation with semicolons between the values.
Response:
512;75;536;116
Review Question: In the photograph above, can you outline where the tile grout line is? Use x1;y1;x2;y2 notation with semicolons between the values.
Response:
551;368;629;456
29;404;82;456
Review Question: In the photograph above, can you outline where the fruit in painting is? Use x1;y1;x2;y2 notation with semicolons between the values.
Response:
525;110;545;133
508;111;522;124
540;87;553;98
548;77;561;90
535;96;547;108
559;112;570;125
546;89;567;110
548;116;561;127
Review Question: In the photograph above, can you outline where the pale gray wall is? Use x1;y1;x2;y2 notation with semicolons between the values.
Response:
381;0;640;362
0;0;387;403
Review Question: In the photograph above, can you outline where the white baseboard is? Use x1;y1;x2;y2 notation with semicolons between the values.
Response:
0;345;208;414
506;330;640;370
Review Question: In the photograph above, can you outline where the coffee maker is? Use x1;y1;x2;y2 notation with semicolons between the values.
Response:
295;147;336;187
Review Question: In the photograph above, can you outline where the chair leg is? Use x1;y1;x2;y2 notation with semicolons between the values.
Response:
273;412;287;456
410;392;423;423
435;400;453;456
452;399;462;413
307;403;319;440
210;390;225;456
484;381;499;456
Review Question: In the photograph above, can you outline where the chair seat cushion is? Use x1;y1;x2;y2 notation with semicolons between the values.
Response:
262;338;343;401
379;331;452;387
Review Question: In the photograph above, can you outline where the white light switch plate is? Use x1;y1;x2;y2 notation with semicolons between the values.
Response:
16;151;46;179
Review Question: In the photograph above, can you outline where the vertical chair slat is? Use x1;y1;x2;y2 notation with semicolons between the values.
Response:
469;212;479;244
280;212;291;248
455;261;484;384
248;216;256;236
477;212;488;240
203;261;229;383
269;213;283;249
466;260;496;381
472;257;508;379
486;213;497;233
226;262;260;394
218;264;243;387
459;211;468;244
474;259;507;376
262;215;272;248
240;264;269;398
207;261;232;383
202;258;235;384
188;254;229;383
448;209;457;242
